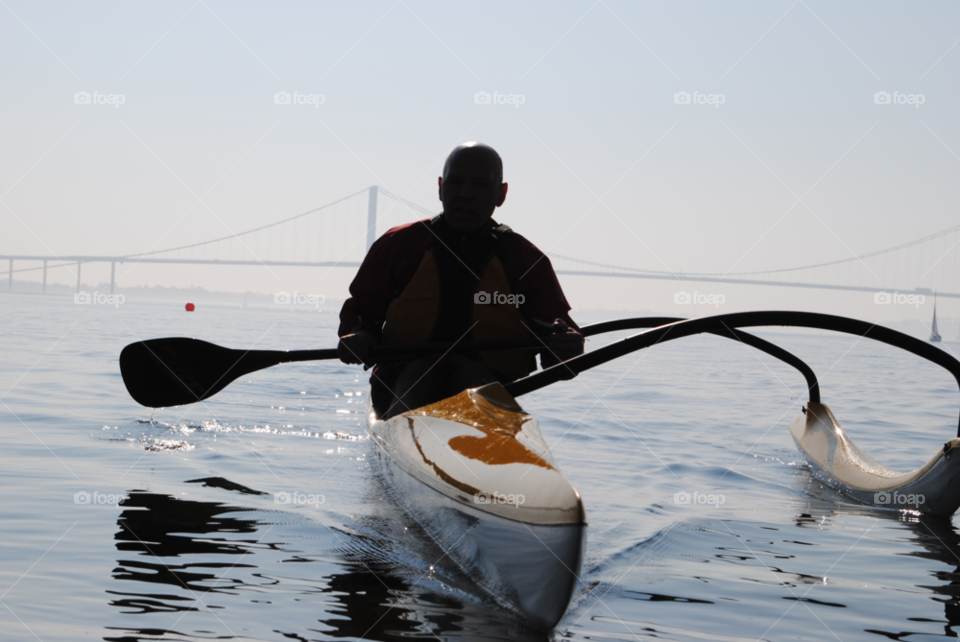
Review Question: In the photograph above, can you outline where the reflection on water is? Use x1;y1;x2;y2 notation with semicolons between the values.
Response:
792;485;960;640
109;489;267;615
104;481;960;642
567;491;960;642
104;482;546;642
907;518;960;636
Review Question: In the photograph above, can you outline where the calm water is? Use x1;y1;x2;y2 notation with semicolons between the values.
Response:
3;293;960;641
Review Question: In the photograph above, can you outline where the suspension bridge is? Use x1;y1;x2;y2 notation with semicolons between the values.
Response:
2;186;959;298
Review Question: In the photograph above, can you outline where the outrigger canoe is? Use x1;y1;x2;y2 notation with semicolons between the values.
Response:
367;382;586;630
119;309;960;630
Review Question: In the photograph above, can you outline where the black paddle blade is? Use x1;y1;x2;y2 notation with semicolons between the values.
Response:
120;338;277;408
118;336;543;408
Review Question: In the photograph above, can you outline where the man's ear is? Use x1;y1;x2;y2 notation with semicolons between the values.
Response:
438;176;443;201
496;182;508;207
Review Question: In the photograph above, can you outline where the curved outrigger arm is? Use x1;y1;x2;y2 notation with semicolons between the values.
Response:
505;311;960;516
512;311;960;432
579;317;820;403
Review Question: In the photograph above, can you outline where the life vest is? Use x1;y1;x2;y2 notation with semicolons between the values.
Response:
380;218;537;380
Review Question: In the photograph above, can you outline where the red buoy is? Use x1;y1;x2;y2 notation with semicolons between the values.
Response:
185;302;195;312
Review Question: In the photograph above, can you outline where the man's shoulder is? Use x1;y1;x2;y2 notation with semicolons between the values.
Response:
367;218;435;257
497;225;546;258
381;218;433;240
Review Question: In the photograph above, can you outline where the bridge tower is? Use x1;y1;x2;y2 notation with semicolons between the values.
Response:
366;186;378;250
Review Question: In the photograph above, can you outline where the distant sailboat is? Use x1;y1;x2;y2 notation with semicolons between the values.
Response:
930;292;942;343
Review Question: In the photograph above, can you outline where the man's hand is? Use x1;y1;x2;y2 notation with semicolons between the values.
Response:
338;330;378;367
541;319;584;368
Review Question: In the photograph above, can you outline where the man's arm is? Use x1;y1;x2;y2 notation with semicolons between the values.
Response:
498;234;584;366
337;233;395;366
338;245;391;338
337;220;434;365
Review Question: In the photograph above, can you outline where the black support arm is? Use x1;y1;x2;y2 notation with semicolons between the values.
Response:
579;317;820;403
510;311;960;435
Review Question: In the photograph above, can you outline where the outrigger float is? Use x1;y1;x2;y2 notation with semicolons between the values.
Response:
120;311;960;630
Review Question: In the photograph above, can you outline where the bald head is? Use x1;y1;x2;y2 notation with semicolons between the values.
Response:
442;143;503;184
438;142;508;233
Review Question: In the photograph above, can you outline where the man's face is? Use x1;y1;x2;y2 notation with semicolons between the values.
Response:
439;151;507;232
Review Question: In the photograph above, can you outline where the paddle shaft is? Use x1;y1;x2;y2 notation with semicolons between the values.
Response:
261;338;546;364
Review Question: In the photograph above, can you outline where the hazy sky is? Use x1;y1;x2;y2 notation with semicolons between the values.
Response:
2;1;958;323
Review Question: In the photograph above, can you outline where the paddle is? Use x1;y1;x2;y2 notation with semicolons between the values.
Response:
120;317;814;409
119;337;544;408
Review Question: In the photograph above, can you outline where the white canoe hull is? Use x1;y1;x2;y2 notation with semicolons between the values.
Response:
367;383;586;630
790;402;960;515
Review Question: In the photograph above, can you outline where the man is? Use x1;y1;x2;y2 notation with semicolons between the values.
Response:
338;142;584;418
